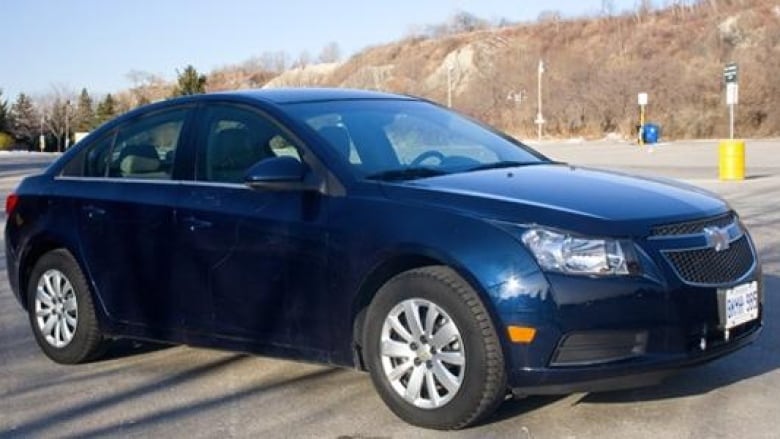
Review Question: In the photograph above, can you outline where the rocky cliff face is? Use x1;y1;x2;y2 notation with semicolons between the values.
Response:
123;1;780;139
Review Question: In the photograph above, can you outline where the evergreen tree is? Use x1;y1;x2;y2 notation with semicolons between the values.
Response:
10;93;39;147
75;88;96;132
172;65;207;97
95;94;117;126
0;88;9;133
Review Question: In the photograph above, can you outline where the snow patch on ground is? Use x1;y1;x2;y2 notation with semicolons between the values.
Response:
0;151;59;157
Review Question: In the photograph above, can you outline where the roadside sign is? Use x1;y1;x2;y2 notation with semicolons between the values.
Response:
724;64;739;139
638;92;648;106
723;63;738;83
726;83;739;105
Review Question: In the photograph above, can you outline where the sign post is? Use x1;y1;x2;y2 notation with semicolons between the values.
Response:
39;113;46;152
535;59;545;142
637;92;648;146
719;63;745;181
723;63;738;139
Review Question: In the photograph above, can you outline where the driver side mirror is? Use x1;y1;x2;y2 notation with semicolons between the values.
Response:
244;156;318;192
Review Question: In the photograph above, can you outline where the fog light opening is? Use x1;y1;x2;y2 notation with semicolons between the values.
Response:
507;326;537;344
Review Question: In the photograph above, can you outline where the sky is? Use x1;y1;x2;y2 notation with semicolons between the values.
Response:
1;0;642;100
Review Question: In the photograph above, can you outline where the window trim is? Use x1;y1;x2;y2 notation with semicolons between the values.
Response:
57;104;197;181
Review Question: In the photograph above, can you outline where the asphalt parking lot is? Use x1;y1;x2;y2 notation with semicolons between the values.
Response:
1;140;778;438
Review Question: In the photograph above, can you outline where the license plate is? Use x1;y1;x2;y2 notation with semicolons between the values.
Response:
719;281;759;329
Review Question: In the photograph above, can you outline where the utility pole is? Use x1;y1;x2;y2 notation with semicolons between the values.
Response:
39;112;46;152
535;59;545;141
64;100;71;151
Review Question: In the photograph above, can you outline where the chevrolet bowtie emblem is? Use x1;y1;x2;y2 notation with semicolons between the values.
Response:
704;226;731;252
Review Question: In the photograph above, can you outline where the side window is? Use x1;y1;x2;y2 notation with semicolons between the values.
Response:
61;132;114;177
199;105;301;183
84;134;114;177
107;109;188;179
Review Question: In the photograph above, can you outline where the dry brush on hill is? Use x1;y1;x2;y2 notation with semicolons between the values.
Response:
122;0;780;140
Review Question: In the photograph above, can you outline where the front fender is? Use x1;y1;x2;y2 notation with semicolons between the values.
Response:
329;194;553;366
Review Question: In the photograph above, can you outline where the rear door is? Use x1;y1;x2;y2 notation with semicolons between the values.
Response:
61;106;194;333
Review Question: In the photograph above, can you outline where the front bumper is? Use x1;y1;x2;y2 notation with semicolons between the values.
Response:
497;264;764;395
509;320;761;395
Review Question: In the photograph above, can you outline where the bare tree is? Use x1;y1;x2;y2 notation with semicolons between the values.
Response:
39;85;76;151
292;50;312;69
538;10;563;32
249;51;291;73
634;0;654;23
602;0;616;17
272;51;290;72
449;11;488;33
318;42;342;63
126;70;167;105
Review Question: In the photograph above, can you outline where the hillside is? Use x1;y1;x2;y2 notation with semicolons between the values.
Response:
126;0;780;140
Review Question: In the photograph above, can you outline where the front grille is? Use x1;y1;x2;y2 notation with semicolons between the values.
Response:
652;213;735;236
664;236;754;285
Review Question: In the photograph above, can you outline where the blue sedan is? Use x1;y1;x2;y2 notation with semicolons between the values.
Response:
4;88;762;429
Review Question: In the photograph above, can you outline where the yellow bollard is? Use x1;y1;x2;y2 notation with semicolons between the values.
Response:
719;139;745;180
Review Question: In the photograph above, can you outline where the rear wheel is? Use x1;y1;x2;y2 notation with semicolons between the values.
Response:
27;249;107;364
364;266;507;429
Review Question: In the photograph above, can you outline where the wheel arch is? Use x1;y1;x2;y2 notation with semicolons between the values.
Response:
349;250;503;370
18;234;82;310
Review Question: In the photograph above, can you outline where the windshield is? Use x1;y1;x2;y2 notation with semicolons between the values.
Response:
283;99;548;180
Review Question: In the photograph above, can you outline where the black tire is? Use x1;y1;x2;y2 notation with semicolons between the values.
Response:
27;249;107;364
364;266;507;429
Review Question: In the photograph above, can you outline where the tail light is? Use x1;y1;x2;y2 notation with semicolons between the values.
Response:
5;193;19;216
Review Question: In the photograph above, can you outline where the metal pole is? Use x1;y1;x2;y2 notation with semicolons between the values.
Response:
536;59;544;142
64;101;70;151
39;113;46;152
729;103;734;140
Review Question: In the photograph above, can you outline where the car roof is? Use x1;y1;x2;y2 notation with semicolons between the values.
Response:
210;87;417;104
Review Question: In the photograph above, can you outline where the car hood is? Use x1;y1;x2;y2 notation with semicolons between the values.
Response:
379;163;730;237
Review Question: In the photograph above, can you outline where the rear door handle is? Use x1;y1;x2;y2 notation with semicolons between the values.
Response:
82;205;106;219
182;216;212;231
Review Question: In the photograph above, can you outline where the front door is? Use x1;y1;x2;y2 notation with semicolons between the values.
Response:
172;103;331;351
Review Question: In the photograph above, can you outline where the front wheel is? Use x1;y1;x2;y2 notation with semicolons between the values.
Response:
364;266;507;429
27;249;108;364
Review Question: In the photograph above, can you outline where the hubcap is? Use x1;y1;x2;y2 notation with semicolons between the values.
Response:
34;269;78;348
380;298;465;409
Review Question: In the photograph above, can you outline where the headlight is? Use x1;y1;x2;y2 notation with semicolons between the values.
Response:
521;228;637;276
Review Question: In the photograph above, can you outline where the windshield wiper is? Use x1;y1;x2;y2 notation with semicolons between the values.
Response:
365;167;450;181
463;160;556;173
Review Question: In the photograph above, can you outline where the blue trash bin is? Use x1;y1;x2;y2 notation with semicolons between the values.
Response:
643;123;660;144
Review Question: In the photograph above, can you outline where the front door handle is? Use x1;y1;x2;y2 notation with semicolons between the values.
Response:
182;216;212;231
82;205;106;219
